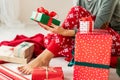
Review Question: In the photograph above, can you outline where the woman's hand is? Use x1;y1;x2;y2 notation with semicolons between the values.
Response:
38;22;75;36
100;22;109;29
38;22;75;37
38;22;66;35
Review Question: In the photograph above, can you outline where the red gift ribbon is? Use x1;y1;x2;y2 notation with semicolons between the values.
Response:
80;16;94;32
37;7;57;26
40;67;57;79
80;16;94;21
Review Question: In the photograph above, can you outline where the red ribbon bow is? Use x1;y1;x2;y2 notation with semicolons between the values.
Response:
40;67;56;79
37;7;57;17
37;7;57;26
80;16;93;21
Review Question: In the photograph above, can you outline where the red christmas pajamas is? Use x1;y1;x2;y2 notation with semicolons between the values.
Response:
46;6;120;67
0;6;91;62
0;6;119;67
44;6;91;61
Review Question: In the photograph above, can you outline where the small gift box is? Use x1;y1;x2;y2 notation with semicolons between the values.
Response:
44;77;63;80
74;30;112;80
32;67;64;80
79;16;94;33
31;7;60;26
0;65;29;80
13;42;34;59
0;45;29;64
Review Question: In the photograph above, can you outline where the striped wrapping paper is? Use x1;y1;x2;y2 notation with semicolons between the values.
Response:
0;65;29;80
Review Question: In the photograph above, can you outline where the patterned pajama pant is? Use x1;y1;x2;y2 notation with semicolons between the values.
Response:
45;6;120;65
44;6;120;63
44;6;91;61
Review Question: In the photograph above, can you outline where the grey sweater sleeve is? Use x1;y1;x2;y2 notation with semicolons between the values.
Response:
94;0;118;28
74;0;118;28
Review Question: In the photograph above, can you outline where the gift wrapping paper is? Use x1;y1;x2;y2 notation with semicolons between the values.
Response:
79;16;94;33
74;30;112;80
14;42;34;58
0;45;28;64
0;65;29;80
31;11;60;26
44;77;63;80
32;67;64;80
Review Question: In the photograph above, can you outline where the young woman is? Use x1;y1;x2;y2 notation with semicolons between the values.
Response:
18;0;120;74
74;0;120;31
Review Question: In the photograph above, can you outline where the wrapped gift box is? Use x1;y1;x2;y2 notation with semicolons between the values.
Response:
0;65;29;80
44;77;63;80
14;42;34;59
0;45;31;64
31;11;60;26
32;67;64;80
79;16;94;33
74;30;112;80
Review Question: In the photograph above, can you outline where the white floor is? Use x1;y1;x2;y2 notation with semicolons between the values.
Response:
0;24;120;80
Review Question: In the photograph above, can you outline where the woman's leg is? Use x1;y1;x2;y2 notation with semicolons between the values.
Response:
62;6;91;29
18;6;92;75
18;49;54;74
18;34;74;75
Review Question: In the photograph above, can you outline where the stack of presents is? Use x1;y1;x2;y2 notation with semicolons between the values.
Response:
0;6;120;80
74;16;112;80
0;42;34;64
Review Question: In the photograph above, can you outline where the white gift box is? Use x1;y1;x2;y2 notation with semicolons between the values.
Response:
79;16;94;33
0;45;30;64
13;42;34;59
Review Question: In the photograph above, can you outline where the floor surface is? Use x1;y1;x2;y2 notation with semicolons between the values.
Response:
0;24;120;80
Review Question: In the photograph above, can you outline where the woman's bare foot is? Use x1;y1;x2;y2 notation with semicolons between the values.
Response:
18;49;54;75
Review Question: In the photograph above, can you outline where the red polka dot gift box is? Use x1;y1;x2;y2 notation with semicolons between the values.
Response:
74;30;112;80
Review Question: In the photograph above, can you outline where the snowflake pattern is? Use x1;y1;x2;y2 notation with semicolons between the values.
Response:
107;27;120;56
43;6;91;61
